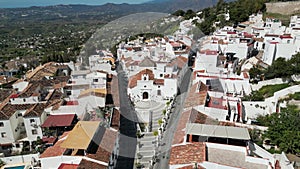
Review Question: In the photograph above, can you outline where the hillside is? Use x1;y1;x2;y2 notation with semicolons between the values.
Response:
266;1;300;15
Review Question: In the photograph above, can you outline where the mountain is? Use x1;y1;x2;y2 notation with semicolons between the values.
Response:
147;0;220;11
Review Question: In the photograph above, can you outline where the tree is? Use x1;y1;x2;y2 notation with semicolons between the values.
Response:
249;66;263;81
184;9;197;20
256;105;300;154
173;10;185;17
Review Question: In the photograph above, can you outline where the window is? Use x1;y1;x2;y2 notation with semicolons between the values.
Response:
93;79;98;82
157;90;161;96
144;77;147;81
15;143;20;148
1;132;7;138
23;98;26;102
160;74;163;77
0;122;4;127
30;119;35;123
287;40;290;44
66;90;72;96
32;129;37;135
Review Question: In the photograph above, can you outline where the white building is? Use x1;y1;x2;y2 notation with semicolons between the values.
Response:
128;69;177;102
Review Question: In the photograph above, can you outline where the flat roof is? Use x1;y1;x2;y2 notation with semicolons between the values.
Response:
186;123;250;140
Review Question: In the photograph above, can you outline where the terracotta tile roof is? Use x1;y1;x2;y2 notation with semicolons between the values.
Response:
23;103;47;118
172;108;218;145
0;76;18;85
86;128;117;163
18;83;40;98
243;72;249;79
42;136;57;144
184;82;207;109
167;56;188;69
40;132;69;158
169;142;205;165
26;62;57;81
128;69;154;88
58;163;79;169
66;101;79;106
109;75;120;107
78;159;107;169
110;108;120;130
199;50;218;55
154;79;164;85
0;103;34;120
172;109;192;145
41;114;77;128
0;89;14;102
189;109;218;125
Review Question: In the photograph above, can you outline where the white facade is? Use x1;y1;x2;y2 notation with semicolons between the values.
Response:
86;71;107;89
23;117;43;142
0;120;15;145
10;96;40;105
194;51;219;73
12;81;29;93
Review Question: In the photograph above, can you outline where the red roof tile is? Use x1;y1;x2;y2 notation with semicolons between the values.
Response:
128;69;154;88
66;101;79;106
78;159;107;169
58;163;79;169
41;114;77;128
279;34;293;39
111;75;120;107
243;72;249;79
154;79;164;85
207;97;227;110
169;142;206;165
110;108;120;130
40;132;69;158
10;94;19;98
86;128;117;163
42;136;57;144
172;108;218;145
184;82;207;109
172;109;192;145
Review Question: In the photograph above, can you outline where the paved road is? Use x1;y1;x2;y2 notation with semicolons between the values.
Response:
115;64;138;169
154;68;193;169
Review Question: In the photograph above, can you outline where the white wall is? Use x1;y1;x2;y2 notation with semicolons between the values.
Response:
40;156;82;169
194;52;219;72
0;120;15;144
86;71;107;89
1;153;39;165
10;96;40;105
12;81;29;92
23;117;43;142
162;79;177;99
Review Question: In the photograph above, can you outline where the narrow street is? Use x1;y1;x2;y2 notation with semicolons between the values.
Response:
154;68;193;169
115;64;138;169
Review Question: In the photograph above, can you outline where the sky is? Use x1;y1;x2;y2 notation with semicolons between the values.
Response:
0;0;151;8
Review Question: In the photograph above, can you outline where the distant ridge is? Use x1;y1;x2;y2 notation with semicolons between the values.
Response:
0;0;224;13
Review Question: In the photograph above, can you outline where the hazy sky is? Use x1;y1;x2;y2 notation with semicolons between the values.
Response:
0;0;151;8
